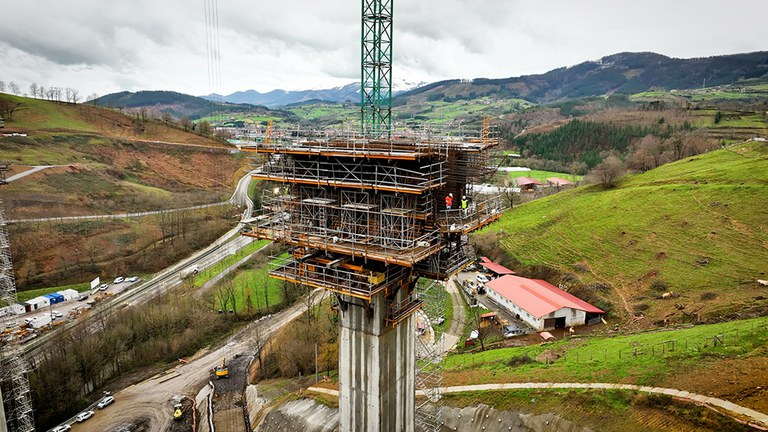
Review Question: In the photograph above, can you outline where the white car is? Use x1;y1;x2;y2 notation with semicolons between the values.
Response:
5;321;17;329
113;276;125;284
75;410;94;422
51;310;64;318
127;276;140;283
51;425;71;432
99;283;109;291
475;274;490;283
97;395;115;409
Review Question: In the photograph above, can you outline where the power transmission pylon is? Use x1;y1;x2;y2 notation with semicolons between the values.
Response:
0;163;36;432
360;0;393;139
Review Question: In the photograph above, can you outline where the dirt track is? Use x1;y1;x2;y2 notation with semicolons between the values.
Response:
69;289;324;432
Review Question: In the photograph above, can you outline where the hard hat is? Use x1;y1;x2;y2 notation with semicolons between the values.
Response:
449;193;453;196
462;196;466;199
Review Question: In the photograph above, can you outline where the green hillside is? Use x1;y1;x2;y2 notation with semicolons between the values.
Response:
479;141;768;322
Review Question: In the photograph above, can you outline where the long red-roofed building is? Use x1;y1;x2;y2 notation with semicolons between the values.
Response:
485;275;604;330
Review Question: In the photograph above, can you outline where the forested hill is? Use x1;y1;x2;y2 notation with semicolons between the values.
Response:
90;90;280;120
398;51;768;104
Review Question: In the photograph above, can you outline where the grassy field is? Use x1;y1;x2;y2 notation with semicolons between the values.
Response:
443;316;768;386
16;282;91;303
191;239;270;287
1;94;99;132
507;169;582;183
479;142;768;322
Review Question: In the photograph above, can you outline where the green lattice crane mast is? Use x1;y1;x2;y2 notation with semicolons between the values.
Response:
360;0;393;139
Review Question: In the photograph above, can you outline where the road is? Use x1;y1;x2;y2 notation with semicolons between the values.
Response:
68;289;325;432
308;383;768;429
4;165;62;183
8;171;253;224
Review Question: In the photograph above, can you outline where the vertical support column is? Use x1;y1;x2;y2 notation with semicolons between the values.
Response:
338;288;415;432
0;386;7;432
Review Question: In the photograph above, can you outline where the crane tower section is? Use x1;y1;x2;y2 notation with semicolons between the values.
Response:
361;0;393;139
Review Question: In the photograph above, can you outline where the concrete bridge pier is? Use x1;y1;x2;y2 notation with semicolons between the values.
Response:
338;289;415;432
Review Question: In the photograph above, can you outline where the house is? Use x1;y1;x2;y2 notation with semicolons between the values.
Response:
516;177;542;191
546;177;575;188
485;275;604;331
478;256;516;277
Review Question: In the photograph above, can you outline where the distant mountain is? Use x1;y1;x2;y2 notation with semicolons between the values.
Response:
90;90;278;120
398;51;768;104
206;79;428;108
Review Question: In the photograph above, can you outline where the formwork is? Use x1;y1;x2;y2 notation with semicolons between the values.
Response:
241;127;502;432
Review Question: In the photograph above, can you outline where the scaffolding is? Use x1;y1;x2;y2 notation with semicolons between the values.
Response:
414;280;446;432
0;193;36;432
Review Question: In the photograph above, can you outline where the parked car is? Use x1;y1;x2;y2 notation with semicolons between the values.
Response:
78;293;89;301
51;425;71;432
98;283;109;291
5;321;17;329
113;276;125;284
127;276;140;283
475;274;490;283
97;395;115;409
51;310;63;318
502;324;525;338
75;410;94;422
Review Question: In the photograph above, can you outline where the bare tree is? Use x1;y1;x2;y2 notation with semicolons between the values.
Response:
179;116;191;131
161;112;172;124
29;83;38;98
588;155;626;189
86;92;99;102
8;81;20;95
0;80;5;92
71;88;80;104
197;120;212;135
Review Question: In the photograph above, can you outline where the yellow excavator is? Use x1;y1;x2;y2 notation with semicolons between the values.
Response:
214;357;229;379
173;403;184;420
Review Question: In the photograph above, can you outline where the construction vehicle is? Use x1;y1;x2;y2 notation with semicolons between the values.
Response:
214;357;229;379
173;403;184;420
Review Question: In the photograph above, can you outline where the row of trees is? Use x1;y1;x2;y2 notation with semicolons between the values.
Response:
0;79;98;103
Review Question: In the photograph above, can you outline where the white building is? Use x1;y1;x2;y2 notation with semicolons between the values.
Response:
485;275;603;331
24;296;50;312
57;289;79;301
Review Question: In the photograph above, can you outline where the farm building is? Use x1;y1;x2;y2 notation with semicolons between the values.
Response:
24;296;50;312
478;256;516;277
516;177;542;191
57;289;79;301
546;177;575;188
485;275;603;330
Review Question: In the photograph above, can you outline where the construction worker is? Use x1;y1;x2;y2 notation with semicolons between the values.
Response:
445;193;453;210
461;195;468;210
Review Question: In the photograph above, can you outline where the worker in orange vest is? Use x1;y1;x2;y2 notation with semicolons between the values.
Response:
445;193;454;210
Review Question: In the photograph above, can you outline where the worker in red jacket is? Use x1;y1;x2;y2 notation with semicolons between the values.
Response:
445;193;454;210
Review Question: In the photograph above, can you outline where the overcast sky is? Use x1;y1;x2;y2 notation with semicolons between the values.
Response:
1;0;767;98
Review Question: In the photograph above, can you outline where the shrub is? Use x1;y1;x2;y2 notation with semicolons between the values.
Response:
506;355;535;367
700;292;718;301
650;280;668;292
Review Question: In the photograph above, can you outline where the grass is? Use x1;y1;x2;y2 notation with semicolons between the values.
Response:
443;316;768;386
507;169;582;183
1;95;98;132
16;282;91;303
192;239;270;287
480;142;768;319
227;259;285;313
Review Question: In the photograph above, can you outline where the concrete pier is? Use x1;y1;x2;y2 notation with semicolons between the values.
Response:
338;289;415;432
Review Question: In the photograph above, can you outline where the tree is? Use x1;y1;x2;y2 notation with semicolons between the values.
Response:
197;120;212;135
8;81;20;95
71;89;80;104
588;155;626;189
86;92;99;102
0;98;20;120
161;111;172;124
0;80;5;92
714;111;722;124
179;116;191;131
29;83;38;98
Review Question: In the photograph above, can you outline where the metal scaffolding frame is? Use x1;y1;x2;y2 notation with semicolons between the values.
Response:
0;196;36;432
415;280;446;432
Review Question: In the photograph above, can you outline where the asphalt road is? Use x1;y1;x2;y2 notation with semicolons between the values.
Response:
67;289;326;432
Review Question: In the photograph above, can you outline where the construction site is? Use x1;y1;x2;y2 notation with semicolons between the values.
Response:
238;2;503;430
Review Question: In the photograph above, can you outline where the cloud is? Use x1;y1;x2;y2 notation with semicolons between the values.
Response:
0;0;766;97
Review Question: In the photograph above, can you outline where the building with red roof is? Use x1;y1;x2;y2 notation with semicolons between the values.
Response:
478;257;516;276
516;177;542;191
546;177;575;188
485;275;604;330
